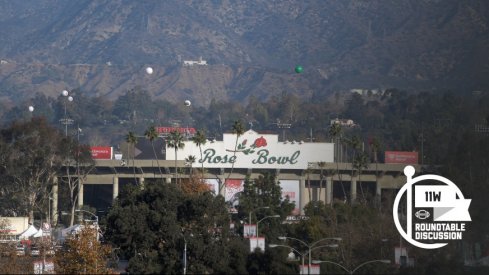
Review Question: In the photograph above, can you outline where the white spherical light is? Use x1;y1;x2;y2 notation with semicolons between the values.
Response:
184;100;191;106
28;106;34;112
68;96;74;102
146;67;153;75
62;90;69;96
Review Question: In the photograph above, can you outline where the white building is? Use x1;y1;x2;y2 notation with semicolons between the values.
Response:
183;56;207;66
0;217;29;242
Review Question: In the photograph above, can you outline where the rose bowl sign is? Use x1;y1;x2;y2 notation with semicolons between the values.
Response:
167;130;334;169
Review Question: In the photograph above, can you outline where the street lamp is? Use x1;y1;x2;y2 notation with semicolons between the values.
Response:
256;215;280;237
249;206;270;225
181;231;193;275
276;236;342;275
269;244;307;270
182;234;187;275
311;259;391;274
60;90;74;136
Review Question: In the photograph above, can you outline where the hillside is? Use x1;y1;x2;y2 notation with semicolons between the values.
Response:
0;0;489;106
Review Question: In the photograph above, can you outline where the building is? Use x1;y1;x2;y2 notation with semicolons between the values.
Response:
0;217;29;242
49;130;412;224
330;118;357;127
183;56;207;66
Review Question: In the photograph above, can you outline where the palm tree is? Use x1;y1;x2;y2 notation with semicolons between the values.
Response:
305;168;312;203
167;130;185;184
191;130;207;180
353;152;369;203
223;120;245;193
185;155;196;176
328;123;347;202
144;126;162;177
370;137;381;203
125;131;138;184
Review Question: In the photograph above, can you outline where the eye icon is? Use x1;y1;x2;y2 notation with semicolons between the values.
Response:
415;209;430;220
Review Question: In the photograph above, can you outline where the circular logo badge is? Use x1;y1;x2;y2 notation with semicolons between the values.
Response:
393;166;471;249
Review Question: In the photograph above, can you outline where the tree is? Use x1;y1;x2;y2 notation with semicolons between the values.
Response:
345;136;362;203
0;241;29;274
180;173;211;195
112;88;155;124
59;137;95;226
369;137;381;203
167;130;185;184
304;167;313;203
144;126;162;176
223;120;245;192
353;152;369;202
328;123;347;201
184;155;196;176
55;225;113;274
0;118;65;224
236;173;294;240
236;173;305;274
105;181;247;274
191;129;207;179
126;131;138;184
297;202;397;275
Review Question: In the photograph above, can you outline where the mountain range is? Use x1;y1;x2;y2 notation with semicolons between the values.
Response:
0;0;488;107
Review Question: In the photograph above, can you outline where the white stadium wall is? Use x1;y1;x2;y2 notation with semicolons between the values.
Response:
167;130;334;169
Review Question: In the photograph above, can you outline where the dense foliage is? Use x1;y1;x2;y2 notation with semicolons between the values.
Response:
0;117;91;225
105;181;248;274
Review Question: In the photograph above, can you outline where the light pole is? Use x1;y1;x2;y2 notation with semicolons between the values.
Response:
276;236;342;275
269;242;338;274
269;244;306;270
275;120;292;141
181;231;193;275
60;90;74;137
248;206;269;237
311;259;391;274
249;206;269;225
183;234;187;275
256;215;280;237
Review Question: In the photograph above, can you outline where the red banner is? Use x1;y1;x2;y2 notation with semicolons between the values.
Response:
90;146;113;160
385;151;418;164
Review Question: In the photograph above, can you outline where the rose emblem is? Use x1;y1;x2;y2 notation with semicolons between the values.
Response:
227;136;268;155
253;136;267;148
